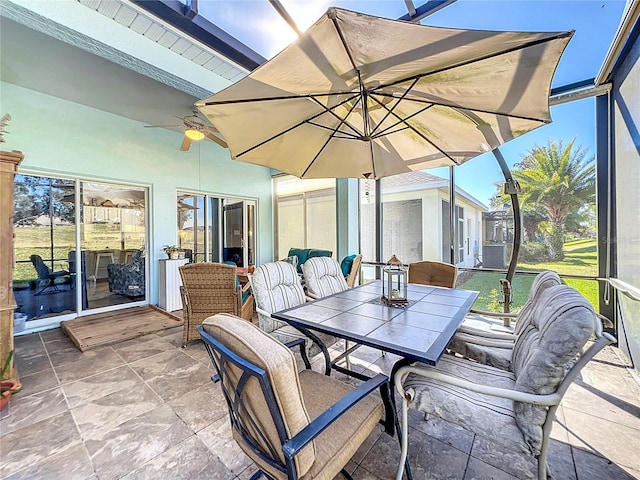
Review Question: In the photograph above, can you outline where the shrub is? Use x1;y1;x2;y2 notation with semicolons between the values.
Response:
519;242;550;263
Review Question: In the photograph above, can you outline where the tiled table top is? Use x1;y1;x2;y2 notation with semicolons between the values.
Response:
274;280;478;365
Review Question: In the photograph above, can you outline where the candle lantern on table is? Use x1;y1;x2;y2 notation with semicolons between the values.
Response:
381;255;408;306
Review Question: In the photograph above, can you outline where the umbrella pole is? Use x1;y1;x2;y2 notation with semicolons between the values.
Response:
492;148;522;317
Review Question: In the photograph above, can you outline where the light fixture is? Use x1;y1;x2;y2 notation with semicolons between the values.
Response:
185;129;205;141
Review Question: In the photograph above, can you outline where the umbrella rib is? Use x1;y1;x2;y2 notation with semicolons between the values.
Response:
329;8;378;179
368;30;573;109
199;91;359;106
234;94;360;158
301;94;365;178
374;97;459;165
309;96;364;137
369;95;435;138
307;121;362;139
373;92;551;124
368;77;421;138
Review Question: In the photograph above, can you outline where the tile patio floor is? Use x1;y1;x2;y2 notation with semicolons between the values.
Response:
1;324;639;479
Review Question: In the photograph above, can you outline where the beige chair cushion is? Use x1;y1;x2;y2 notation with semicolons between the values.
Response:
202;313;315;478
297;370;383;480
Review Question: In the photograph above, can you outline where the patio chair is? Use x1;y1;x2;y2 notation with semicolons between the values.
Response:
197;313;391;480
303;256;349;299
342;254;363;288
407;260;457;288
107;249;145;297
249;261;338;374
178;262;254;347
29;254;70;295
448;270;562;371
394;284;616;480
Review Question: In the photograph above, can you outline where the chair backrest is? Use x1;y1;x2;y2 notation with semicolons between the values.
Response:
179;262;239;324
30;254;51;279
511;283;597;453
408;260;457;288
199;314;315;478
343;254;363;288
303;257;349;298
513;270;562;335
249;261;306;334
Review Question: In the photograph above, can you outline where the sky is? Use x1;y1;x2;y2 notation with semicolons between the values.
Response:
197;0;628;205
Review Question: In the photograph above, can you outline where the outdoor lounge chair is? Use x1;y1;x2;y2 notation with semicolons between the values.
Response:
248;261;339;375
29;254;70;295
407;260;457;288
178;262;254;347
394;284;616;480
448;270;562;371
197;314;392;480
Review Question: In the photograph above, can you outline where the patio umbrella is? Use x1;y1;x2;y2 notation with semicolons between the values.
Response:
196;7;573;179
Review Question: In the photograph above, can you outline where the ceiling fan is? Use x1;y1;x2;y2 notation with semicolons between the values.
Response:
144;110;228;151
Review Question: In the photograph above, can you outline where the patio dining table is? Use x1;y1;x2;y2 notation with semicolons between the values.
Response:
272;279;479;374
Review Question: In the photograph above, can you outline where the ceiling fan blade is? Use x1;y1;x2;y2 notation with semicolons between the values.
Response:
204;131;228;148
144;124;184;129
180;135;192;151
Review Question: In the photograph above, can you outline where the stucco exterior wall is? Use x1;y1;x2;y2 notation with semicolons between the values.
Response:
1;82;274;306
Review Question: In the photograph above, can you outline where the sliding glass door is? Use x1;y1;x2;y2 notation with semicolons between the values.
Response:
13;174;148;331
177;193;257;267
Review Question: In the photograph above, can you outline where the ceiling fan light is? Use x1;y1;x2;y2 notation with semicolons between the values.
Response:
185;129;205;141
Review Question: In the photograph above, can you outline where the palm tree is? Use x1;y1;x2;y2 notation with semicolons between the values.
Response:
513;138;595;260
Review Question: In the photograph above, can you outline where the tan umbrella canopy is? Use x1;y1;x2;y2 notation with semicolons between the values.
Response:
197;7;573;179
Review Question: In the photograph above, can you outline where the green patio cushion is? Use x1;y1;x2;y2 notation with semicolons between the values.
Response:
340;254;357;277
288;248;309;268
308;249;332;259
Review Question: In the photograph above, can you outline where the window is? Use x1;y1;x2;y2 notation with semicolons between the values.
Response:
274;176;336;259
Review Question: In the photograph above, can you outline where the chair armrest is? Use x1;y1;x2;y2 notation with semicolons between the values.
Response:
468;309;518;319
453;332;515;348
306;291;320;300
395;365;561;406
456;325;517;341
255;306;273;318
282;373;389;459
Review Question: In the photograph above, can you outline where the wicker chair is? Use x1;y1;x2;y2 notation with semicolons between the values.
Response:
407;260;457;288
179;262;254;347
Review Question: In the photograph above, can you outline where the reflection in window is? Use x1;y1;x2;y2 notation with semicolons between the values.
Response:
13;175;147;327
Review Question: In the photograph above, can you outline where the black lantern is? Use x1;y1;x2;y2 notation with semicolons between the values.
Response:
381;255;408;306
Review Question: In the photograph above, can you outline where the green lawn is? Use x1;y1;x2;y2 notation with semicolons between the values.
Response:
457;238;599;311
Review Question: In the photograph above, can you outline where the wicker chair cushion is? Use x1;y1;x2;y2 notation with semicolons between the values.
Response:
303;257;349;298
201;313;316;478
